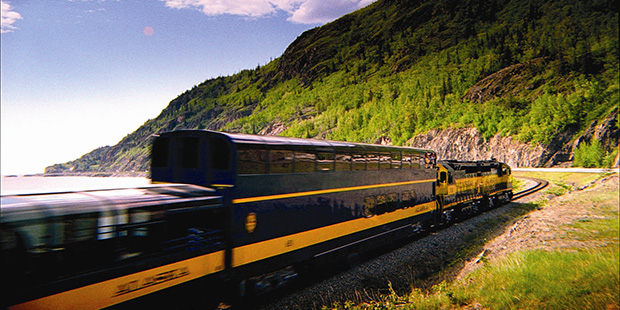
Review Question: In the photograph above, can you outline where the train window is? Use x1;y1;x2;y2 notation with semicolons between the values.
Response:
375;194;387;214
152;137;169;168
413;154;424;169
210;137;230;170
367;153;379;170
363;196;376;217
392;152;402;169
439;171;447;183
129;211;150;237
387;192;399;207
164;206;224;253
97;210;115;240
179;137;200;169
376;194;386;205
270;150;294;173
335;152;352;171
317;152;335;171
352;153;366;171
295;150;316;173
401;190;411;202
14;220;49;250
64;213;98;243
238;146;268;174
112;208;166;258
379;153;391;169
402;190;416;207
402;153;411;169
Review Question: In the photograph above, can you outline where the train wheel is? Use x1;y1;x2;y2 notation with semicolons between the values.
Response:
441;209;454;225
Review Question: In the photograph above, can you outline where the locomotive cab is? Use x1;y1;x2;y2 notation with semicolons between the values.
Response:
436;164;450;196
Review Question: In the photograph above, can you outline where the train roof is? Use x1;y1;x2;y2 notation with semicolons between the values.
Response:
1;184;221;223
158;130;434;154
439;159;506;172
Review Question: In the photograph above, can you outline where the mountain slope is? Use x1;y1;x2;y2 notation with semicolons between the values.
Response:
46;0;619;174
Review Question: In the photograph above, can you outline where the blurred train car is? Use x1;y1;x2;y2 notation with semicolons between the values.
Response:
1;185;227;309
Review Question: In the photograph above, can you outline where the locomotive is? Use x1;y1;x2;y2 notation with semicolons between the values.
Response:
1;130;512;309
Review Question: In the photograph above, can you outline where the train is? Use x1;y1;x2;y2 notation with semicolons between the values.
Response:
1;130;512;309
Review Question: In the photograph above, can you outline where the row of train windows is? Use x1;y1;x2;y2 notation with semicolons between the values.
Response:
462;169;500;179
3;207;224;266
152;136;432;174
237;148;428;175
152;137;232;170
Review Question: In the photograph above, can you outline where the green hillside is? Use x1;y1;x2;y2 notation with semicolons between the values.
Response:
46;0;619;175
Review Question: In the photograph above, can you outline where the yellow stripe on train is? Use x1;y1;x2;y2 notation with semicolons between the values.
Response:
11;251;225;310
232;201;437;267
232;179;435;204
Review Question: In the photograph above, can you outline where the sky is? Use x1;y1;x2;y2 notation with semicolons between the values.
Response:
1;0;376;176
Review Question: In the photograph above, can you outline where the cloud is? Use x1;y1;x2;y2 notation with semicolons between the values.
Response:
162;0;376;24
288;0;374;24
1;0;22;33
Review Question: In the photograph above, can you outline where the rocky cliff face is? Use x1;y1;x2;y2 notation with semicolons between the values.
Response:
408;110;619;168
409;127;548;167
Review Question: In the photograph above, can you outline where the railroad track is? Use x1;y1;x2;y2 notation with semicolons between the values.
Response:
512;176;549;200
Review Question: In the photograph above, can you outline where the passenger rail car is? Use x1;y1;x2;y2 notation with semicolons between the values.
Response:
1;185;226;309
151;130;439;295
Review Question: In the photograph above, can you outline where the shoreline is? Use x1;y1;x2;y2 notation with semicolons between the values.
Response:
3;172;149;178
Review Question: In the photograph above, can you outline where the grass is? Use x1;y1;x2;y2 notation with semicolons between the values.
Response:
455;249;619;310
566;189;620;247
324;172;619;310
513;171;613;197
512;171;609;190
510;175;526;193
342;249;618;310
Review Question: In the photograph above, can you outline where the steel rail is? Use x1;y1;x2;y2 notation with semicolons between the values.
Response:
512;176;549;200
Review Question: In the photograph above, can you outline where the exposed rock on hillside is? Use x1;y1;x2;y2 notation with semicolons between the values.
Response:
409;110;619;168
573;111;620;167
573;111;619;153
409;127;547;167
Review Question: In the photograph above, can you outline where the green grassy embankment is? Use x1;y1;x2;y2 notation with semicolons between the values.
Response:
325;172;619;310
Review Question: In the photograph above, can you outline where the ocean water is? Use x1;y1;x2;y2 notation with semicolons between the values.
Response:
1;176;151;195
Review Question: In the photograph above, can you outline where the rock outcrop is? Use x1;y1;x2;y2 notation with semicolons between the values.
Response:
408;110;618;168
408;127;548;167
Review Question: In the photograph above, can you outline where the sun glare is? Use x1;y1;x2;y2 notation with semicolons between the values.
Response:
143;26;154;36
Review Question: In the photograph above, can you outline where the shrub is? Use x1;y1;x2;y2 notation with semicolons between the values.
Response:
573;139;605;168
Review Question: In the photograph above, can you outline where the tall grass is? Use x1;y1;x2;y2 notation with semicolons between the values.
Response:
347;249;619;310
455;249;619;310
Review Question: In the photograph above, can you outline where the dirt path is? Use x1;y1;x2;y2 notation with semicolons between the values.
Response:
457;174;619;280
